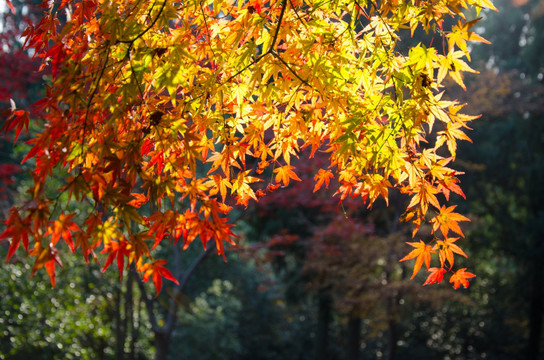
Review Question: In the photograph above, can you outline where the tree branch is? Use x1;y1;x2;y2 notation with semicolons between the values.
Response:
271;51;311;87
163;241;215;333
221;0;288;85
268;0;288;53
135;266;161;333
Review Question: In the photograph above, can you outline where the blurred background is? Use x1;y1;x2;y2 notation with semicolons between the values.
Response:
0;0;543;359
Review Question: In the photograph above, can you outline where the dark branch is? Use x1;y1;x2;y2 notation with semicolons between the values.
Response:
135;267;161;333
164;242;214;333
268;0;289;53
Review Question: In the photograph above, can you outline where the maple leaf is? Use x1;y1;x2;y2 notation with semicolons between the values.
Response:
438;174;466;201
140;260;180;296
231;170;262;206
435;237;468;268
127;193;148;208
447;18;490;61
435;121;473;159
74;231;95;264
313;169;334;192
29;243;63;287
1;109;29;143
400;240;436;279
0;209;30;261
442;50;478;90
431;205;470;237
207;174;232;203
423;267;447;286
101;239;131;277
407;179;441;215
474;0;498;12
6;0;15;14
274;165;302;187
449;268;476;289
48;212;81;251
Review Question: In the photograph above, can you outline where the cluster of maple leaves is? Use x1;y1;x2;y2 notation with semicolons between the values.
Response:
1;0;495;293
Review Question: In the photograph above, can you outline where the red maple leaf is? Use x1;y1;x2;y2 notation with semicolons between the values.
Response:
141;260;180;296
101;240;131;277
29;243;63;287
0;209;30;261
423;267;447;285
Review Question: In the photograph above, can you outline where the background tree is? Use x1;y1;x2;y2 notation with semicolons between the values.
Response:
246;149;474;360
0;247;155;360
437;0;544;357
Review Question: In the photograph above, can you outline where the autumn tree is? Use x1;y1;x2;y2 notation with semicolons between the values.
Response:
1;0;494;293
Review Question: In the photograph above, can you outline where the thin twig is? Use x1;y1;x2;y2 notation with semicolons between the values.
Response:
271;51;311;87
221;0;288;85
118;0;168;44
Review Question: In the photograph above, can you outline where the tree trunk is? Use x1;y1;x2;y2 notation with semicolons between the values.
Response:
154;330;170;360
126;270;135;360
136;244;214;360
528;264;543;360
386;316;398;360
385;293;398;360
315;292;331;360
115;283;126;360
347;314;361;360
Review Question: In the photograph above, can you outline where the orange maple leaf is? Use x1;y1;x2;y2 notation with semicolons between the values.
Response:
274;165;301;187
431;205;470;237
128;193;148;208
49;212;81;251
400;240;436;279
447;18;491;59
438;174;466;201
313;169;334;192
436;121;473;158
407;179;440;215
435;237;468;267
449;268;476;289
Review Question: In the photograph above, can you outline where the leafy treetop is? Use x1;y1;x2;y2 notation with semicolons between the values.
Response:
1;0;494;292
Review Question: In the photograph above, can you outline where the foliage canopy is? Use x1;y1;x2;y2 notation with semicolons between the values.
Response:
1;0;495;292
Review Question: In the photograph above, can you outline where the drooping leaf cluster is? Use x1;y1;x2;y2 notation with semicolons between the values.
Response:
1;0;494;292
